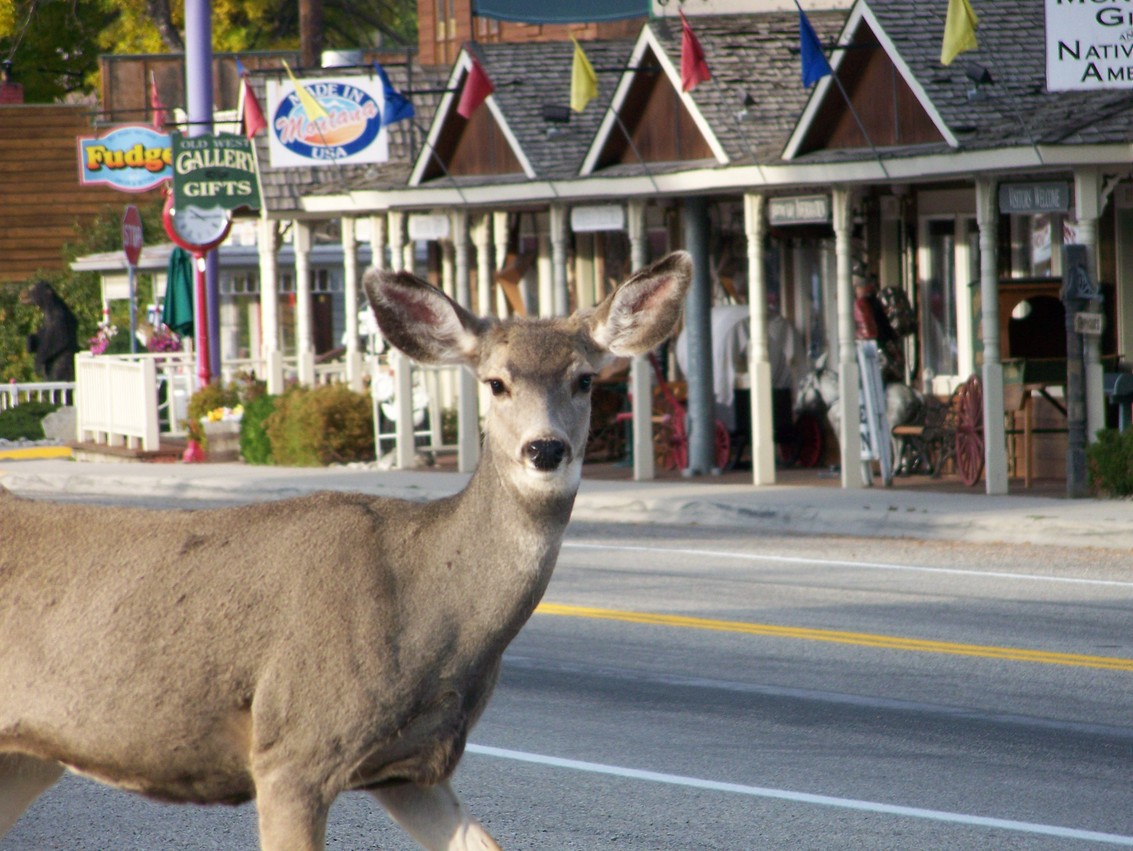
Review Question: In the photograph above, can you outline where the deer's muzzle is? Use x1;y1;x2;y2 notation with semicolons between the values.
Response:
524;439;567;471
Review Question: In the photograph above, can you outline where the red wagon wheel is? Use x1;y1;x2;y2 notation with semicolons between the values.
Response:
954;374;985;487
654;412;689;472
714;420;732;472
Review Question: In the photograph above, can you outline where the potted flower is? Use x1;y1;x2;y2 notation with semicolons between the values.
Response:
201;404;244;462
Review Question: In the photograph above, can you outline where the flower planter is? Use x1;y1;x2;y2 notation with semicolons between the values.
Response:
202;421;241;462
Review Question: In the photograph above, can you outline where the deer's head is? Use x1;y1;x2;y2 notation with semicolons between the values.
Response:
364;252;691;498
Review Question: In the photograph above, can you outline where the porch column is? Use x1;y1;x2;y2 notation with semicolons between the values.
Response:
294;220;315;386
494;210;509;316
575;233;596;311
341;215;363;392
627;199;654;481
550;203;570;316
745;192;775;485
976;177;1009;494
833;187;864;488
257;217;283;394
473;213;494;316
536;213;553;318
439;239;457;414
368;213;387;273
452;209;480;473
684;195;715;475
1074;166;1106;443
387;210;415;470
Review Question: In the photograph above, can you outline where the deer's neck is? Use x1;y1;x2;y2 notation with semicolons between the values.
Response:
457;445;578;553
421;446;577;636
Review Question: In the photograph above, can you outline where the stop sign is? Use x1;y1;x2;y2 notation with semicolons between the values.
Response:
122;205;143;266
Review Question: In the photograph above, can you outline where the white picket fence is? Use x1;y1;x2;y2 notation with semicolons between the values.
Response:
73;352;197;451
13;351;453;465
0;381;74;412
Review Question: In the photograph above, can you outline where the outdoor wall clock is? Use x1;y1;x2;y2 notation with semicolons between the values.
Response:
162;193;232;253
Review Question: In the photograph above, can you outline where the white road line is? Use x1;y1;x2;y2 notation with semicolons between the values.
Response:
467;744;1133;846
563;542;1133;588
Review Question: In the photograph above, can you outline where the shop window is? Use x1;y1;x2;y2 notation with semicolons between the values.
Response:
923;220;958;379
1007;213;1065;278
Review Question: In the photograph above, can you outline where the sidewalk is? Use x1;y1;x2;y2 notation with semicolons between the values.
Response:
2;456;1132;551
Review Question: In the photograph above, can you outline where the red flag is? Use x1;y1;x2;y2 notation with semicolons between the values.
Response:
241;77;267;139
150;72;167;131
680;10;711;92
457;58;494;119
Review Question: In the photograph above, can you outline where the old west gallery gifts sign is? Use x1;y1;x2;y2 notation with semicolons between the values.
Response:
172;132;260;212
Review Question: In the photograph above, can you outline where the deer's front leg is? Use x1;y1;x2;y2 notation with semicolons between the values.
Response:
0;754;64;838
371;779;502;851
253;766;331;851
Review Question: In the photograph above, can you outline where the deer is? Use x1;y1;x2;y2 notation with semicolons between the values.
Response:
0;251;692;851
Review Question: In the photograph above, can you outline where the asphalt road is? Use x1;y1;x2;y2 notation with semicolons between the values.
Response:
3;508;1132;850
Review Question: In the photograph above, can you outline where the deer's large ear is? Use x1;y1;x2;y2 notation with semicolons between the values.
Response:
363;269;489;365
586;251;692;356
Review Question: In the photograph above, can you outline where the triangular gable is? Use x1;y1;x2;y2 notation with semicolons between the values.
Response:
783;1;956;160
580;23;728;176
409;49;535;186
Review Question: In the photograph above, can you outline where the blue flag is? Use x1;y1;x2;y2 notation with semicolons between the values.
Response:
373;63;415;127
799;7;832;88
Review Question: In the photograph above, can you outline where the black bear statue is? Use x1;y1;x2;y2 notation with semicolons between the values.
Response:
21;280;79;382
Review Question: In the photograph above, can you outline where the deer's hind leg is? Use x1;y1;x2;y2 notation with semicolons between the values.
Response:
371;779;502;851
0;754;64;838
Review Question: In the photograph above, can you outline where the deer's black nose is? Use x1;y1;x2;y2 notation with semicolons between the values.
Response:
525;439;566;471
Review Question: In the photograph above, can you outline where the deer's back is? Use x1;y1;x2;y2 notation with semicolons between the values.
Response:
0;489;471;795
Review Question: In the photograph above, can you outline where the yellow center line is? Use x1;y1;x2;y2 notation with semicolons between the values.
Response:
535;603;1133;673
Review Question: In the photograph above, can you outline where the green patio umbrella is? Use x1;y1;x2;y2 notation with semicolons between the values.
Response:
161;246;194;337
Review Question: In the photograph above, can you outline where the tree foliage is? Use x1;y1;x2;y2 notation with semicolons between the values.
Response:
0;0;417;103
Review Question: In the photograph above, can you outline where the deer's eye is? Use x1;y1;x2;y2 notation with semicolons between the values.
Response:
486;378;507;397
576;374;594;394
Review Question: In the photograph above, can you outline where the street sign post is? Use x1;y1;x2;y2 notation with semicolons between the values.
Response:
122;205;143;353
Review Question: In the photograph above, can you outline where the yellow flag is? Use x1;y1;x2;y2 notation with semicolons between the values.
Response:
282;60;329;121
571;37;598;113
940;0;979;66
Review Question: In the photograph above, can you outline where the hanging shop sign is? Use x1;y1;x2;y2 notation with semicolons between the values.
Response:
998;182;1070;215
77;125;172;192
570;204;625;233
768;195;830;226
171;132;261;212
408;213;451;241
265;76;388;167
1045;0;1133;91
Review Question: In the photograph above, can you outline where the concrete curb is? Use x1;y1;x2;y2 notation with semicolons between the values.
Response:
3;460;1132;551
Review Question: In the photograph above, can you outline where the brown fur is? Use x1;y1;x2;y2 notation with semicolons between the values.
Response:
0;251;692;850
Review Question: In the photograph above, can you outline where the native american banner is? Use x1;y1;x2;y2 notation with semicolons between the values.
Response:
1046;0;1133;91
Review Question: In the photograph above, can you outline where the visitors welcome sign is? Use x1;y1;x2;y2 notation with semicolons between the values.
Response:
1046;0;1133;90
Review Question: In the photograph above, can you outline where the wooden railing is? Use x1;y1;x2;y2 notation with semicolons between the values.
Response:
0;381;75;412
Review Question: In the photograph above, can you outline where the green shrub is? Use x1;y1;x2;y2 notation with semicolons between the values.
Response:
239;393;277;465
265;384;374;467
0;401;60;441
1087;428;1133;497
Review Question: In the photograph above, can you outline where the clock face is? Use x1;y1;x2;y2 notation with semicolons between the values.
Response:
172;204;231;247
162;195;232;252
